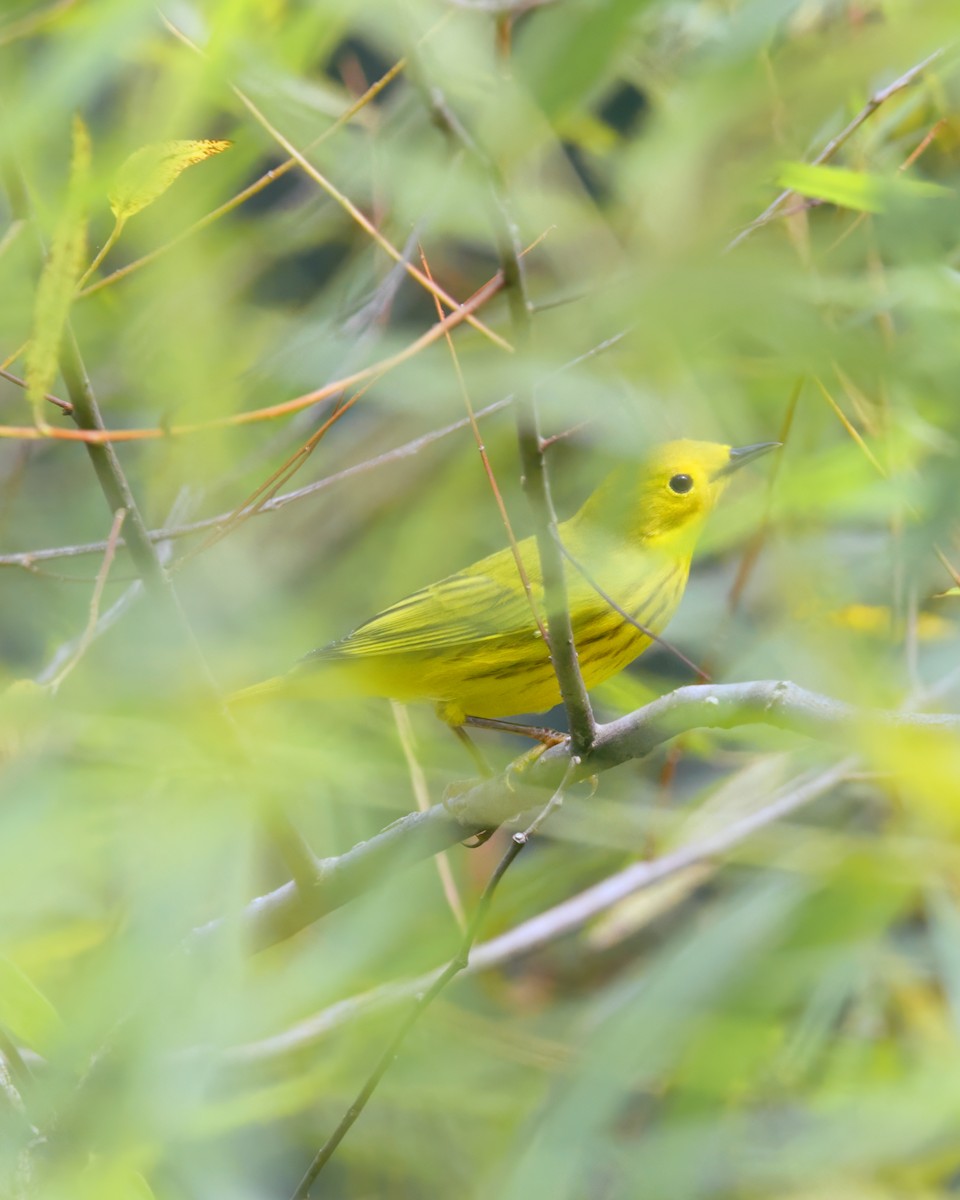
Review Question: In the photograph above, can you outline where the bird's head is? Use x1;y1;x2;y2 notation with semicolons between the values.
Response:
575;439;779;545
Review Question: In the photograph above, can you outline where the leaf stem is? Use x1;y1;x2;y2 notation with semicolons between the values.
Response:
75;214;124;291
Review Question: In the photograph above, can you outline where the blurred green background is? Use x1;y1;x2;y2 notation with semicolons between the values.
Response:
2;0;960;1196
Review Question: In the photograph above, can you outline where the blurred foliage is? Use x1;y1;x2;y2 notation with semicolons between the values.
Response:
2;0;960;1197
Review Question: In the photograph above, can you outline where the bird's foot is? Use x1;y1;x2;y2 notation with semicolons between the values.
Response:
442;778;498;849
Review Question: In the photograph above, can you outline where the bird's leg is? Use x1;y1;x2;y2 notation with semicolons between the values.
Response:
463;717;571;824
451;724;494;778
463;715;568;747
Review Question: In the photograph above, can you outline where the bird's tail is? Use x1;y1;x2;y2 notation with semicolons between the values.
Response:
227;674;290;706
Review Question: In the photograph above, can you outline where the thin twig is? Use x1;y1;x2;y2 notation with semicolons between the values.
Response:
538;419;592;450
826;118;948;254
0;217;26;260
289;762;575;1197
75;214;124;291
727;48;945;251
181;226;516;558
34;490;193;686
159;10;511;355
0;269;506;443
812;379;960;591
934;546;960;590
183;232;508;553
0;397;513;569
0;326;629;571
46;507;126;693
554;533;711;683
392;702;466;932
814;376;886;475
419;244;548;641
178;379;372;563
0;366;73;413
0;0;79;46
0;338;27;372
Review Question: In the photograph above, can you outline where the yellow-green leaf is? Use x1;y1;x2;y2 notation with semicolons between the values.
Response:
108;139;231;221
25;114;90;417
0;953;62;1053
6;918;111;975
777;161;951;213
77;1157;157;1200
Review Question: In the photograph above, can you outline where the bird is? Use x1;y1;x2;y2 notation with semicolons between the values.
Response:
232;439;778;734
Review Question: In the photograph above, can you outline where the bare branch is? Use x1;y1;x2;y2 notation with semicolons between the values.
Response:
584;679;960;769
0;366;73;413
191;680;960;956
224;759;849;1068
414;74;597;754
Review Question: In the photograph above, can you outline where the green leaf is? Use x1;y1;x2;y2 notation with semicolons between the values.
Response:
25;114;90;418
108;139;231;221
777;160;951;213
0;953;62;1053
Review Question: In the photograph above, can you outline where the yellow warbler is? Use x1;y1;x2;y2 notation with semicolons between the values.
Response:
235;439;777;726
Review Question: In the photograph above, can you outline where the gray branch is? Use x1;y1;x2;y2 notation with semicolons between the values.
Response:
191;680;960;955
223;758;850;1067
413;70;598;754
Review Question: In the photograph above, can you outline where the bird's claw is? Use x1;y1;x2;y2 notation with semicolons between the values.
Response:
461;827;498;849
505;734;570;792
442;780;498;848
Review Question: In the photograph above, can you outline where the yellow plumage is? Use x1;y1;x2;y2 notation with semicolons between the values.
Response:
233;439;776;725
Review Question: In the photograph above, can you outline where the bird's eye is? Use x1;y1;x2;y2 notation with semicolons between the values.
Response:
668;473;694;495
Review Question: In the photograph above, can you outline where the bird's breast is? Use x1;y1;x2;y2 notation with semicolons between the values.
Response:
569;555;690;688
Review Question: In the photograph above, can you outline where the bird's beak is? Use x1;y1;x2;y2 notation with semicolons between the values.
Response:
713;441;781;479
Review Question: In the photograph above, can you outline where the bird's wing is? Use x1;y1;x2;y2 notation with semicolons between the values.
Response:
309;565;543;661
